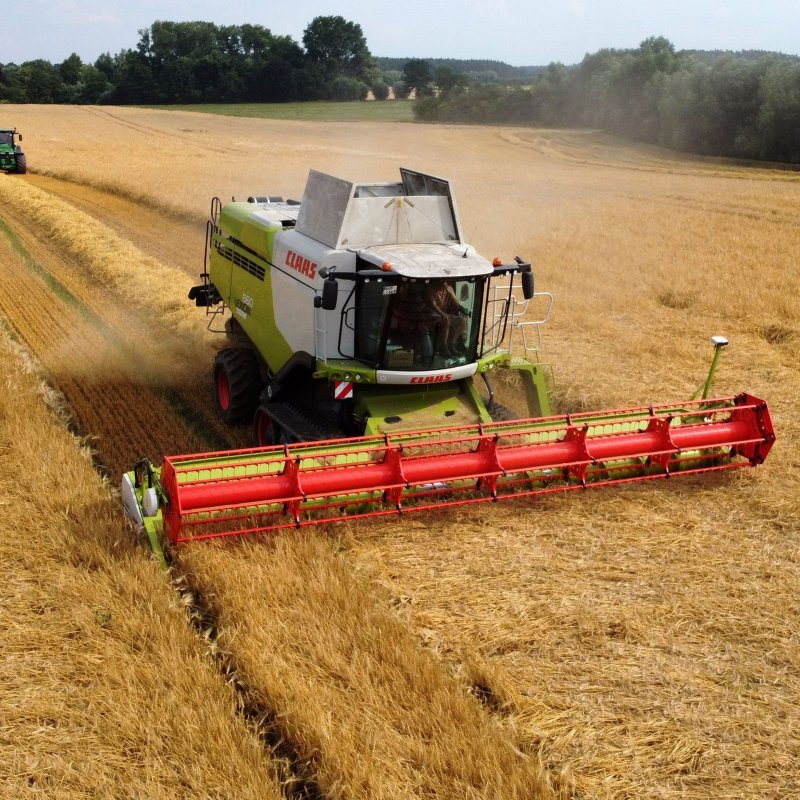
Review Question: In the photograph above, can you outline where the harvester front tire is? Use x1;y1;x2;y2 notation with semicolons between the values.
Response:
14;154;26;174
213;348;260;425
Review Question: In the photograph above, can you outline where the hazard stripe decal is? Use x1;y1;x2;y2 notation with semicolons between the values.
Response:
334;380;354;400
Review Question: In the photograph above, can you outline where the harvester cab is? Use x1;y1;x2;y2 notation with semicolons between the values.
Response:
0;128;26;174
122;168;774;551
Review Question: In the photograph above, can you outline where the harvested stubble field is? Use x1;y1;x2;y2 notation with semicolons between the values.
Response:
0;104;798;799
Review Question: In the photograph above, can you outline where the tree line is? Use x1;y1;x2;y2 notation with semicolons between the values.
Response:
0;18;385;104
2;23;800;163
412;37;800;163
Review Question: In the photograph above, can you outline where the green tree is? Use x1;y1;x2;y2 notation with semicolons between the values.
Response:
637;36;678;77
0;63;26;102
137;21;218;101
59;53;83;85
302;15;376;89
242;32;306;102
104;49;156;104
434;65;468;95
402;58;433;97
20;59;62;103
328;76;369;101
94;52;118;81
756;60;800;161
371;79;389;100
78;65;110;103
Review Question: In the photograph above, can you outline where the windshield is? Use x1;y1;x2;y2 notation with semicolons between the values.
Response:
356;278;483;370
0;133;13;146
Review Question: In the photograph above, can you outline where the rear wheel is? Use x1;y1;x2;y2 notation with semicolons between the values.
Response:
212;348;260;425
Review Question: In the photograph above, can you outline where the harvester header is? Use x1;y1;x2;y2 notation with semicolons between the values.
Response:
124;393;773;547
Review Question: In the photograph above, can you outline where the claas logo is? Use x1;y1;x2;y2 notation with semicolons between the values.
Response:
409;374;453;384
285;250;317;279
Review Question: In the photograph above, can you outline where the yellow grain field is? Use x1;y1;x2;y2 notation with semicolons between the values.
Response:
1;104;798;799
0;327;286;797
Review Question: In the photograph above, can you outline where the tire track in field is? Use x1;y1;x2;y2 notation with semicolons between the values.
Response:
619;190;800;228
77;105;250;156
501;128;800;183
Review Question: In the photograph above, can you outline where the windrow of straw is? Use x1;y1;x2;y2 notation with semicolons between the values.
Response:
0;178;243;475
25;172;207;276
0;177;205;337
0;327;285;798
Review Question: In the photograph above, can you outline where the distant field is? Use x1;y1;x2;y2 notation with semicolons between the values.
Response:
1;104;798;799
142;99;416;123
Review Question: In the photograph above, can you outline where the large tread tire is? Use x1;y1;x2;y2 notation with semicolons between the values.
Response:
212;348;260;425
14;153;26;174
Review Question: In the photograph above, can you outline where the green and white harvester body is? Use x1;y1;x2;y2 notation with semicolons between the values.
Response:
122;169;774;552
195;168;552;442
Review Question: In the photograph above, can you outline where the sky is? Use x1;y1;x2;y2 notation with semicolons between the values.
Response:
2;0;798;67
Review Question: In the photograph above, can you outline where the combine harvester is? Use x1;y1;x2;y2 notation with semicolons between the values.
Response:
121;169;774;552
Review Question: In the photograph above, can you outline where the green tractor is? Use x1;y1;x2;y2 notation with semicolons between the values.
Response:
0;128;26;174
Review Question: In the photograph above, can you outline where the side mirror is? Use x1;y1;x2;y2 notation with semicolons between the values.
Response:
320;277;339;310
521;270;534;300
